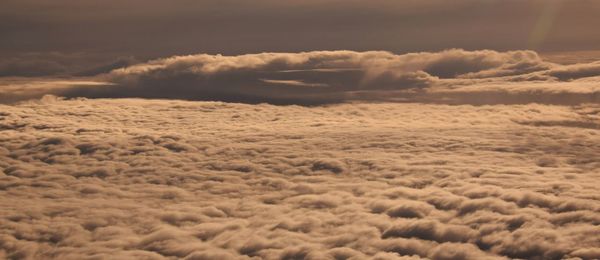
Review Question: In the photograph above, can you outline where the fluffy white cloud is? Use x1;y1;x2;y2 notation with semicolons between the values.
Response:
0;97;598;259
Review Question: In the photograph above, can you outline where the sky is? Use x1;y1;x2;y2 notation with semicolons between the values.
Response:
2;0;600;78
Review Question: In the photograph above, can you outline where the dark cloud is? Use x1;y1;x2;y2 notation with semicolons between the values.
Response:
546;61;600;81
74;56;139;77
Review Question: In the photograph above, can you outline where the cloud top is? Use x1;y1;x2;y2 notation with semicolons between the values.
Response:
1;98;598;259
3;49;600;105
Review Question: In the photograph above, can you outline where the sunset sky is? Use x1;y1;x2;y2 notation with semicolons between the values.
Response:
1;1;599;260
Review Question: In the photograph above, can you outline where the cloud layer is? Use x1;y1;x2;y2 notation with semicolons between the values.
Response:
1;97;599;259
57;49;600;105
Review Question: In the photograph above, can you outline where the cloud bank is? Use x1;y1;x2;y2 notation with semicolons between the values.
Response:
2;49;600;105
0;98;599;259
66;49;600;105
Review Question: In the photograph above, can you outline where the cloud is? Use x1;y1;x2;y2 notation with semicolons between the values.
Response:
546;61;600;81
2;49;600;105
0;78;113;104
64;50;443;104
0;98;598;259
52;49;596;105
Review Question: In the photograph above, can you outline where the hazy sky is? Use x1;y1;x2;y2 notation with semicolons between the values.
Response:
2;0;600;59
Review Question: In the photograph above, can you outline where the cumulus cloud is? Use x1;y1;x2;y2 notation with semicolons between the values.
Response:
0;98;598;259
53;49;597;105
65;50;441;104
1;49;600;105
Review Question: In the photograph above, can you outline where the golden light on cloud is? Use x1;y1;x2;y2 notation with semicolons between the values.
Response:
1;1;599;259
